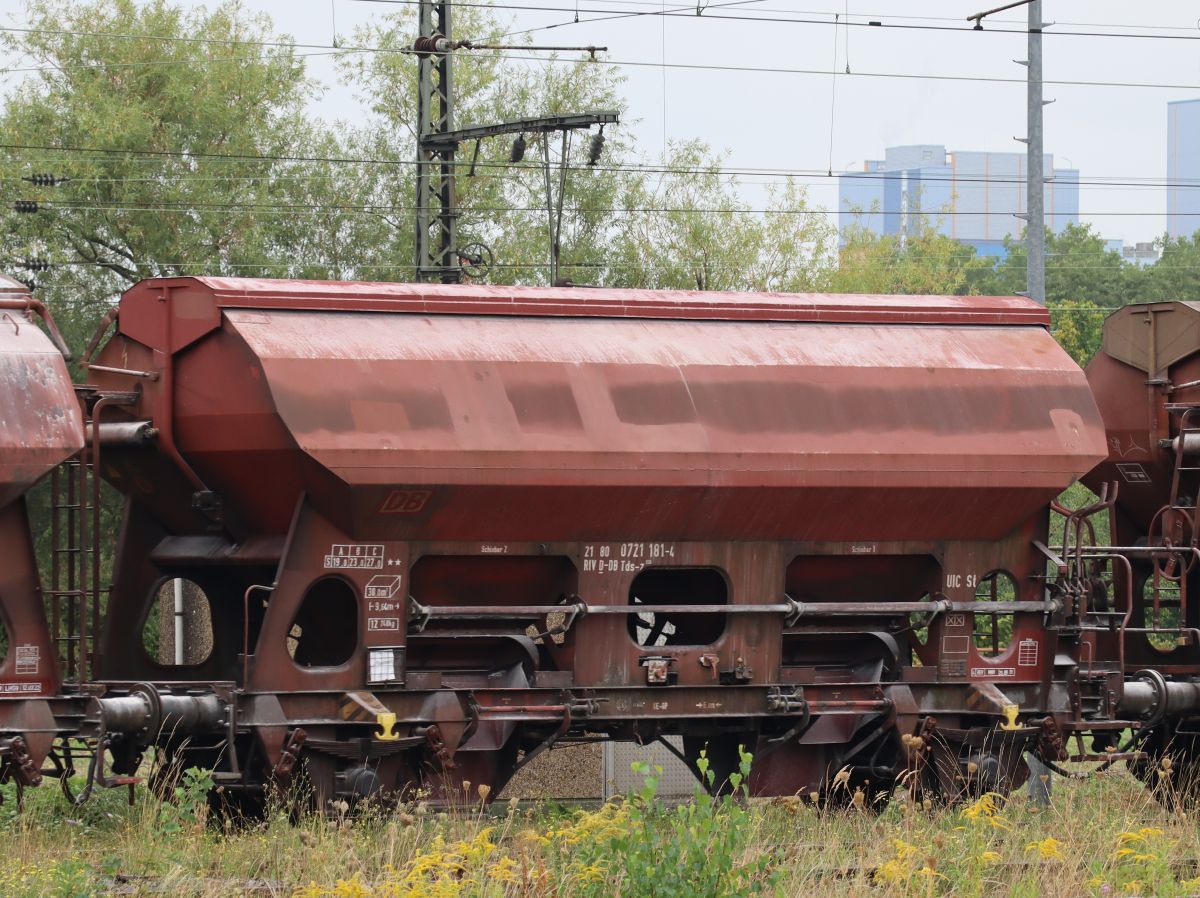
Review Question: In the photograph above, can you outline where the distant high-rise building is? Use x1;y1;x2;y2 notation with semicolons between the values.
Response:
1168;99;1200;241
838;144;1080;257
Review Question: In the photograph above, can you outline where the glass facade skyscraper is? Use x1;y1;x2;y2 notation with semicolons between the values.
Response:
838;145;1080;258
1168;99;1200;241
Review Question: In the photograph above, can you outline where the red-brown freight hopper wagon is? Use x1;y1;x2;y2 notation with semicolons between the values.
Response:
0;275;83;794
73;277;1175;810
1085;302;1200;801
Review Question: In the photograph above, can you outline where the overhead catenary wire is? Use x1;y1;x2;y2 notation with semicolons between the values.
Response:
5;24;1200;92
5;141;1200;191
5;197;1196;217
345;0;1200;42
498;0;769;38
826;11;839;176
3;9;1192;267
6;256;1183;281
0;169;1189;193
8;10;1200;45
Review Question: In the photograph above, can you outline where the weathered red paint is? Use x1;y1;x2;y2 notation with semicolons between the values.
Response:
96;277;1104;544
0;277;82;770
72;276;1122;805
0;279;82;509
1084;300;1200;681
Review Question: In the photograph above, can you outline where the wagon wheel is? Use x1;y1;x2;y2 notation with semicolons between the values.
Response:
424;738;519;806
821;726;899;813
915;730;1029;806
1130;727;1200;810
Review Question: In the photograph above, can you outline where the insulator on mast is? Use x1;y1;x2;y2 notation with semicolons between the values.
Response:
587;127;605;166
510;134;526;163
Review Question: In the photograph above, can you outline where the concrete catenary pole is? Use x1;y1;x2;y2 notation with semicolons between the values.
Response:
1025;1;1053;802
969;0;1052;806
1024;0;1046;305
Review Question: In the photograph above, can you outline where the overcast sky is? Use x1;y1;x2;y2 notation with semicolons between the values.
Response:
2;0;1198;245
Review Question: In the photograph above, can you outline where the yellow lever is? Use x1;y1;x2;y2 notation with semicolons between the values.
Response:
1000;704;1021;731
375;711;400;741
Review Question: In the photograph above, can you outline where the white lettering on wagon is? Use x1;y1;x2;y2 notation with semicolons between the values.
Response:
581;543;676;574
970;667;1016;678
365;574;402;600
1017;638;1039;667
324;544;385;570
14;645;39;676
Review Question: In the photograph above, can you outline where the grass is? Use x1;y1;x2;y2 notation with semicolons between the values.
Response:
3;759;1200;897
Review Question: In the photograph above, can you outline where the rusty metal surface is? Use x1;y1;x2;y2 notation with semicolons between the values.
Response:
119;275;1053;326
1099;301;1200;376
87;277;1107;544
0;280;81;713
1085;302;1200;532
1083;302;1200;680
226;311;1103;541
72;276;1170;811
0;308;84;510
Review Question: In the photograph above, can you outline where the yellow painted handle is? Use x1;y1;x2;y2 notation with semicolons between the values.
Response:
1000;704;1021;732
375;711;400;742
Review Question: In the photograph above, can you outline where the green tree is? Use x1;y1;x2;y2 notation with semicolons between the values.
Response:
974;223;1141;365
1048;298;1105;366
0;0;342;626
0;0;335;343
1137;233;1200;304
608;142;833;292
829;220;990;295
337;7;635;285
338;8;836;289
4;0;838;303
977;222;1136;308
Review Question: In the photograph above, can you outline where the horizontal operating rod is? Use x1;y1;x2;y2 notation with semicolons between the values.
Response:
409;597;1059;623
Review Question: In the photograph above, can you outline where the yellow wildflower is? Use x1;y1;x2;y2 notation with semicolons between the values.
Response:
1026;837;1064;861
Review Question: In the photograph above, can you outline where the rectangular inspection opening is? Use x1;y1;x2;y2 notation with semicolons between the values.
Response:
783;554;941;672
409;555;579;612
628;567;728;647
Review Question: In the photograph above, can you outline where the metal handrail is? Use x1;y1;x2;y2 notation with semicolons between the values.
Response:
406;596;1061;634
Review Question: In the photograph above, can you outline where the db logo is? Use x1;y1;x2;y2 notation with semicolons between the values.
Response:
379;489;433;514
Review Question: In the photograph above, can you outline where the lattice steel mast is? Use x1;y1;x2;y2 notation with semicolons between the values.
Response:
413;2;617;283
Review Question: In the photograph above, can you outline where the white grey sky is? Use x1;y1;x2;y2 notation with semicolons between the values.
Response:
2;0;1198;244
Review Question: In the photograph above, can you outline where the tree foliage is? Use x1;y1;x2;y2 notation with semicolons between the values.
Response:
608;143;832;292
0;0;321;284
0;0;1186;375
830;220;991;295
976;223;1135;311
1137;233;1200;304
